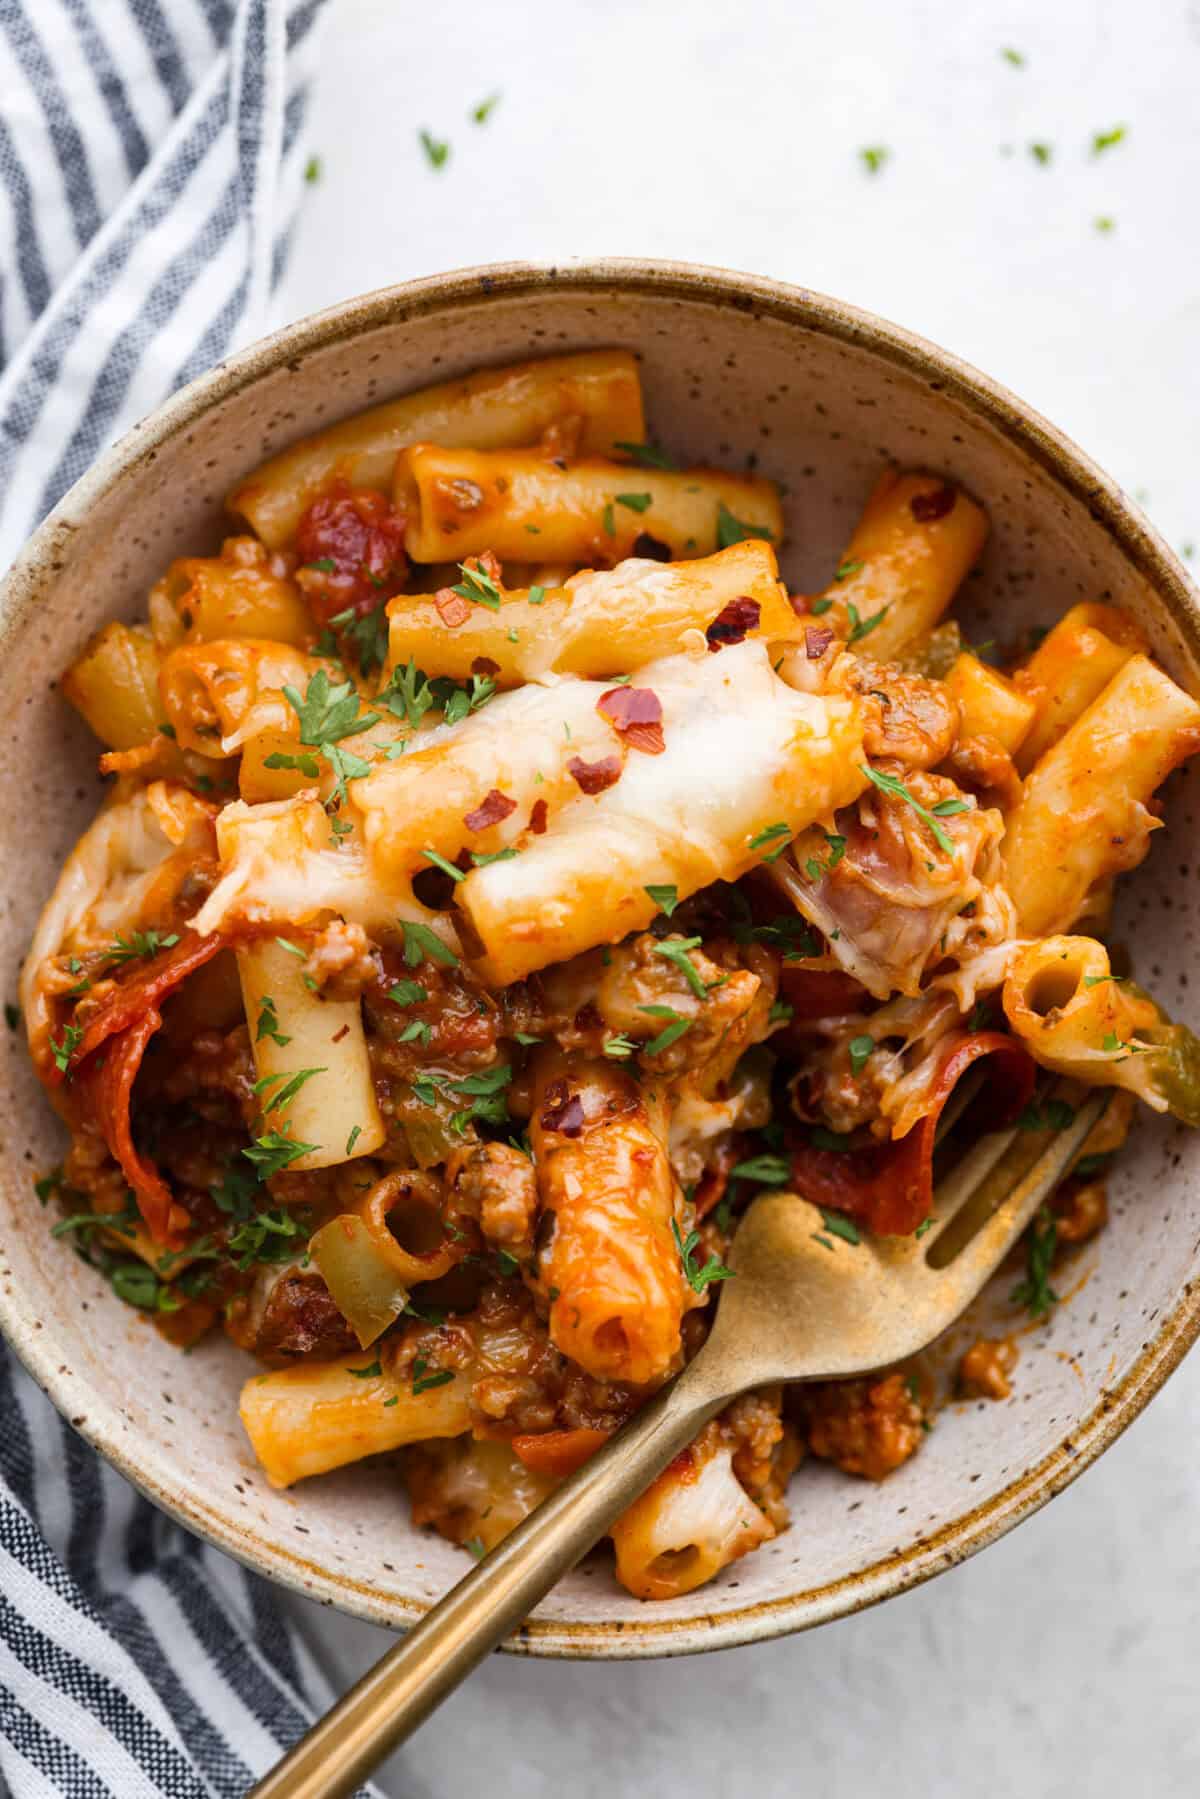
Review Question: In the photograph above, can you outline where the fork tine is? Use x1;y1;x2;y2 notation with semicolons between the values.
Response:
917;1122;1023;1248
931;1092;1109;1299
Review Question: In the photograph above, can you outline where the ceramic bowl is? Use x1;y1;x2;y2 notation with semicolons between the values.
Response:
2;260;1198;1658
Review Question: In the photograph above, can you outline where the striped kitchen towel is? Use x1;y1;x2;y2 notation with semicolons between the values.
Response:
0;2;385;1793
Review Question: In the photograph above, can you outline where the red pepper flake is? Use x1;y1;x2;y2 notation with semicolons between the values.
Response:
294;480;408;622
788;592;809;617
434;588;472;628
910;483;957;523
705;596;761;651
805;624;834;659
541;1092;586;1137
331;1024;350;1043
567;754;622;795
530;798;549;833
471;656;501;677
632;531;671;562
596;686;665;755
464;788;518;831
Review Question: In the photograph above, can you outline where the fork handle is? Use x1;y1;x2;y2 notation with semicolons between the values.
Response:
249;1360;727;1798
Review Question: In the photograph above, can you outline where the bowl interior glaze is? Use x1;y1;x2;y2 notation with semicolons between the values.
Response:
2;261;1198;1657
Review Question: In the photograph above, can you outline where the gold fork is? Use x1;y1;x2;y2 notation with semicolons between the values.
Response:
250;1087;1105;1798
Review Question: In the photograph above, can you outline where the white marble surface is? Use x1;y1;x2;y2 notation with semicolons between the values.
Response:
269;1;1200;1791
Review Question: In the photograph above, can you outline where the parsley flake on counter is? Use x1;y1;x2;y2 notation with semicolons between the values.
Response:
471;92;501;124
420;129;449;169
1029;141;1052;166
1091;125;1126;155
304;154;322;183
859;146;889;175
1000;47;1025;66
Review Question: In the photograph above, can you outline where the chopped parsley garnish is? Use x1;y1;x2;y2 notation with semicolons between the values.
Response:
346;1124;363;1156
810;597;834;615
615;492;653;513
388;979;427;1007
242;1128;319;1181
614;440;677;470
602;1033;638;1059
716;502;772;549
804;827;847;882
398;1019;433;1045
284;669;379;748
768;1000;794;1026
327;602;391;677
862;763;968;854
451;561;503;610
275;936;307;959
412;1358;456;1394
527;585;545;606
602;502;615;536
819;1209;860;1245
380;658;495;728
1010;1206;1058;1318
464;1535;486;1559
422;848;466;883
253;1066;326;1115
644;883;679;916
1072;1152;1112;1180
846;602;888;645
226;1204;307;1270
1015;1097;1076;1133
401;920;459;969
833;558;863;581
848;1035;874;1075
651;936;711;1000
730;1154;791;1185
859;145;889;175
50;1022;84;1074
51;1202;140;1242
472;847;518;866
671;1218;735;1293
104;929;180;966
638;1005;692;1056
419;128;449;169
810;1127;854;1152
349;1359;382;1379
256;996;292;1048
748;821;791;860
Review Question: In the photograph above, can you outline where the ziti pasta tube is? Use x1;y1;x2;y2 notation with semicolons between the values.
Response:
240;1345;471;1488
227;350;646;548
384;539;798;686
530;1050;692;1387
811;469;988;661
1012;601;1148;772
237;936;384;1172
1002;653;1200;936
1003;935;1200;1123
393;444;782;565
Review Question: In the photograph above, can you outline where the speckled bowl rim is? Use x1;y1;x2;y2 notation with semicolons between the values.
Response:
3;257;1199;1660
